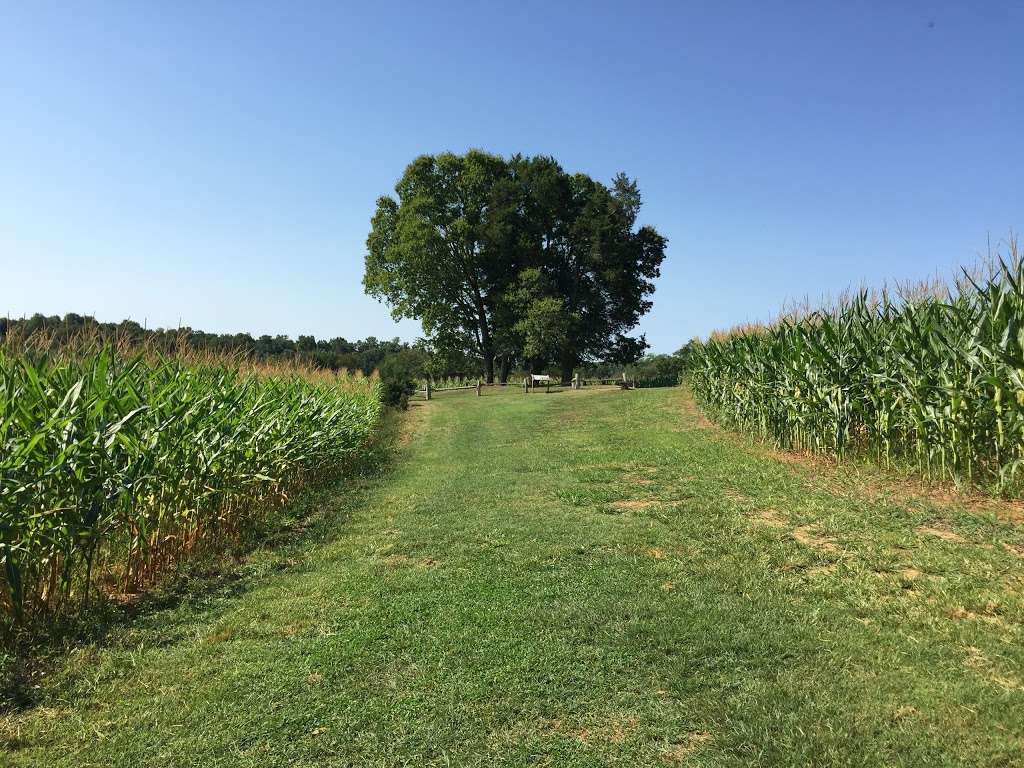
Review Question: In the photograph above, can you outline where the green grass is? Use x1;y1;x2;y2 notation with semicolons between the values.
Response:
3;386;1022;766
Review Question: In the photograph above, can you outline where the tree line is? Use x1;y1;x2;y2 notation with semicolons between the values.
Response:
0;313;448;378
2;311;687;389
364;151;668;383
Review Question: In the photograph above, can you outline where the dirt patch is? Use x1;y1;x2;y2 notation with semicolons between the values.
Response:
792;525;838;552
781;561;836;577
750;508;788;528
767;448;837;472
950;606;1011;629
599;716;639;745
543;715;639;745
105;590;146;607
624;465;662;487
658;732;713;762
723;490;752;505
888;479;1024;525
995;501;1024;524
964;645;1023;690
649;548;667;560
383;554;441;569
807;564;838;577
277;620;310;638
917;525;965;543
611;499;659;510
1002;542;1024;559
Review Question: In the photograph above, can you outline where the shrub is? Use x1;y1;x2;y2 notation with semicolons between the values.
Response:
380;377;416;409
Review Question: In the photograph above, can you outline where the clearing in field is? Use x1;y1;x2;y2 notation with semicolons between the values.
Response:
3;386;1022;766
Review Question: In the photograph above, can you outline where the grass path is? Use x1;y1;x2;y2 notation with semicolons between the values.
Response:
3;387;1023;766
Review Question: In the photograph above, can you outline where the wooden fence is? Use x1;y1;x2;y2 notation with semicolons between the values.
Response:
417;374;647;400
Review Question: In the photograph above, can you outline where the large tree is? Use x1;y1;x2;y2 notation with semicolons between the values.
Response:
364;150;515;382
364;151;667;383
511;157;667;381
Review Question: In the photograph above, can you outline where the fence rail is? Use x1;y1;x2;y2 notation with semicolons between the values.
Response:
415;376;677;399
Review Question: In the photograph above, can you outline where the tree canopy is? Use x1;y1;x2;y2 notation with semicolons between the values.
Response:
364;151;667;382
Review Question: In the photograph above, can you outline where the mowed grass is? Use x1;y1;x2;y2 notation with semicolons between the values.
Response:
3;386;1023;766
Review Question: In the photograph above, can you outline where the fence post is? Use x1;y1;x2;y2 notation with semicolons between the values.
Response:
573;373;580;389
524;376;529;394
425;380;432;401
476;380;482;397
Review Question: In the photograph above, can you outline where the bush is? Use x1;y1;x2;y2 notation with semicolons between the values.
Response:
380;377;416;409
378;350;424;409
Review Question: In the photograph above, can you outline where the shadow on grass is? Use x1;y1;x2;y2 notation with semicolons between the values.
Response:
0;407;408;713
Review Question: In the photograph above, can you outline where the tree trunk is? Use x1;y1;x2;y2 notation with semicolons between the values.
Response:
499;356;511;384
560;351;574;386
482;349;495;384
475;307;495;384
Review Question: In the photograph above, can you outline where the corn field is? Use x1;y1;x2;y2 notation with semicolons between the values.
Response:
0;343;381;635
686;243;1024;493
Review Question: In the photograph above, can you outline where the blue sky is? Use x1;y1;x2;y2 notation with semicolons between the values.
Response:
2;1;1021;352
